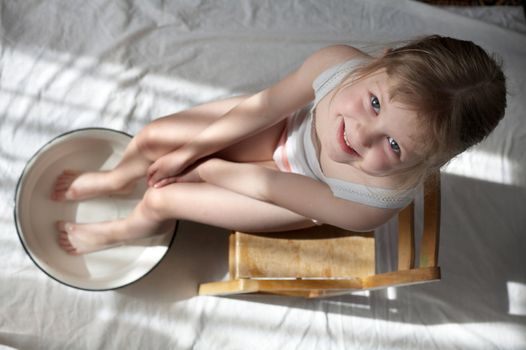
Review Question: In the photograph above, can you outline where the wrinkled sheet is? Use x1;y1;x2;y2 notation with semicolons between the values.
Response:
1;0;525;349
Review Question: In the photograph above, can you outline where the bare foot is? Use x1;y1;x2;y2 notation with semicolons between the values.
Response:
56;220;126;255
56;215;170;255
51;170;135;201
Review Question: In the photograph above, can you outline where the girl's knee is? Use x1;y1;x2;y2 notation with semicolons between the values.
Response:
135;122;167;160
142;187;171;220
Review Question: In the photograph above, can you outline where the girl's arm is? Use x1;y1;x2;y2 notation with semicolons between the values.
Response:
148;45;368;187
195;158;396;232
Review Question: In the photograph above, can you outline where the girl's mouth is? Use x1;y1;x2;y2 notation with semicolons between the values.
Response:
338;120;360;157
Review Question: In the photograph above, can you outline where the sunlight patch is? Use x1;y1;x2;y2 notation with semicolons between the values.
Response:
507;281;526;316
443;150;518;185
0;48;231;129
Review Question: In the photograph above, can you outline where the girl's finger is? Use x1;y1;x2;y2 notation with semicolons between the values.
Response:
148;171;160;187
153;179;166;188
147;173;154;187
154;177;176;188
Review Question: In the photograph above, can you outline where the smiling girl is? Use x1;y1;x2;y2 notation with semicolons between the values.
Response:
51;35;506;255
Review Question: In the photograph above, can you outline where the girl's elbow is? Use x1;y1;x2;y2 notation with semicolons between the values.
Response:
338;212;393;233
338;222;377;233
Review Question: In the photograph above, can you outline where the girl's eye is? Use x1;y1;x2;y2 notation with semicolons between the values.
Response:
387;137;401;154
371;95;381;114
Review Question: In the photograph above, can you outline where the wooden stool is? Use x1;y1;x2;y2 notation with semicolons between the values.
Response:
199;173;441;298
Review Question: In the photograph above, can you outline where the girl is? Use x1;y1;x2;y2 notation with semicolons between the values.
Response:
52;35;507;255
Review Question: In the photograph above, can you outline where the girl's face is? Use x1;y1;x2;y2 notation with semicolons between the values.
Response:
318;70;424;178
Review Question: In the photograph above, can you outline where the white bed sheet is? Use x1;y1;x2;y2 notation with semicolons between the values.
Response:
1;0;525;349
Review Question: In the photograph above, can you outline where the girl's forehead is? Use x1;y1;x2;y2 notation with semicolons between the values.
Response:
391;108;424;158
359;70;399;101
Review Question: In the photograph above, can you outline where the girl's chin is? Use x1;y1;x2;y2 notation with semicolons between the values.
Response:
326;149;350;164
327;146;359;164
361;167;396;177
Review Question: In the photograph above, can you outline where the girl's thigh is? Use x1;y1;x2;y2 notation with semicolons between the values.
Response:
153;182;314;232
142;95;286;163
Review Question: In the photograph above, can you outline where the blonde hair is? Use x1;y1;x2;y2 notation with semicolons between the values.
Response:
348;35;507;187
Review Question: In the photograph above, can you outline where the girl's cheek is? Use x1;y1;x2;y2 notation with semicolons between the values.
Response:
369;151;393;174
339;89;363;115
354;93;368;115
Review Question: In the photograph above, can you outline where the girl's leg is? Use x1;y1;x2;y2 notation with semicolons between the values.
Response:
54;96;293;254
52;95;283;201
58;182;314;255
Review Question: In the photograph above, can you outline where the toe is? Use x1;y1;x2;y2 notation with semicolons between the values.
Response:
56;221;66;231
58;232;70;243
56;178;72;187
51;190;65;201
57;231;79;255
63;169;78;175
56;221;72;232
57;232;70;248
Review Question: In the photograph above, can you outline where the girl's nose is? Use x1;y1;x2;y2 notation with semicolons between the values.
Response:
355;123;374;148
355;121;381;149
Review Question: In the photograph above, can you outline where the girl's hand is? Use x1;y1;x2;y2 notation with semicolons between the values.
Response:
147;150;195;188
149;161;204;188
173;163;203;183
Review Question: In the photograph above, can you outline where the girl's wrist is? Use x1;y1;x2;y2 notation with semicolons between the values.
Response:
177;144;200;167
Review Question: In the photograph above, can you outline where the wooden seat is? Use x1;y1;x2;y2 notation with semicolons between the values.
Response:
198;172;441;298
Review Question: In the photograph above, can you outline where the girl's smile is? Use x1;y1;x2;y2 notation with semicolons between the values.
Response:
338;119;361;157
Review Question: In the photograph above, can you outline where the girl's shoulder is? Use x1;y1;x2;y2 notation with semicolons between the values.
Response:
302;45;371;78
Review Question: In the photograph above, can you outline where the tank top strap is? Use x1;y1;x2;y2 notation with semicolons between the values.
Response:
312;58;369;107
